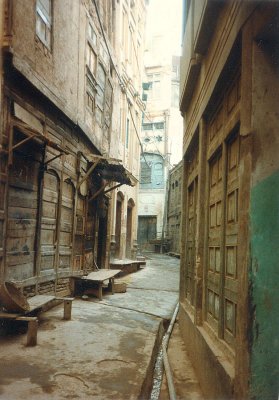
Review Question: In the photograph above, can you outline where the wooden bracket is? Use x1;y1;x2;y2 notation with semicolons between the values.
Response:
76;157;101;190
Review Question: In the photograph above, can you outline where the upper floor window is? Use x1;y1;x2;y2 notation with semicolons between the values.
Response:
140;153;164;188
96;63;106;110
36;0;52;49
142;122;165;131
88;22;97;47
100;41;110;69
146;74;161;100
172;64;179;81
86;44;97;76
171;83;179;107
140;161;152;184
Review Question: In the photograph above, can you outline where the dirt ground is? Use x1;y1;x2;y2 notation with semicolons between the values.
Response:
159;321;204;400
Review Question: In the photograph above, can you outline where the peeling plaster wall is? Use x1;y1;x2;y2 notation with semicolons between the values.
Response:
249;37;279;400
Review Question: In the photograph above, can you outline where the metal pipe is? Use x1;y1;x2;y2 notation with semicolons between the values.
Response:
162;343;177;400
163;302;179;347
162;302;179;400
150;302;179;400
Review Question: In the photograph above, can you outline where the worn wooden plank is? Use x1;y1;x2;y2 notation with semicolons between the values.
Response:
27;294;56;310
0;312;21;319
82;269;121;282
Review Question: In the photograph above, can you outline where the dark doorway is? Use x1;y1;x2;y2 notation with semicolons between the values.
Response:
115;193;123;258
96;197;108;268
126;199;134;258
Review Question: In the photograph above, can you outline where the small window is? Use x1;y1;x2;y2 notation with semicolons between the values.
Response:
154;122;164;130
142;123;153;131
140;162;151;184
100;41;110;69
86;92;94;113
96;63;106;110
36;0;52;49
86;44;97;76
142;82;152;90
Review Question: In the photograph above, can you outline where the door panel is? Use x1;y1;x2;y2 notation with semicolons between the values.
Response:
137;216;156;250
59;180;74;270
40;171;59;272
6;152;39;280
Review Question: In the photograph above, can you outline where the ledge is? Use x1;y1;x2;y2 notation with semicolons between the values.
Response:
180;54;202;113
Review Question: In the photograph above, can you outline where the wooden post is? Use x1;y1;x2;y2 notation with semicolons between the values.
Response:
26;318;38;347
98;283;102;301
63;299;72;320
109;277;115;294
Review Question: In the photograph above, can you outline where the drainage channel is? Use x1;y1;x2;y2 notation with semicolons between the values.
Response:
150;303;179;400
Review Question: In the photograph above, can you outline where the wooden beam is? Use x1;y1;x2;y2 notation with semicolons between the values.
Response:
88;182;108;202
76;159;101;190
103;183;122;195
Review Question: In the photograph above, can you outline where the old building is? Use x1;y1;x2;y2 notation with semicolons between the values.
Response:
138;0;183;251
0;0;146;298
179;1;279;399
166;160;182;256
108;0;147;261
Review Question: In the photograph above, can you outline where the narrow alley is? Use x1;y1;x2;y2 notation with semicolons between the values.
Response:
0;254;203;400
0;1;278;399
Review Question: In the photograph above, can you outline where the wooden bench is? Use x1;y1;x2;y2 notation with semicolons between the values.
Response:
0;295;74;346
110;259;146;273
73;270;121;301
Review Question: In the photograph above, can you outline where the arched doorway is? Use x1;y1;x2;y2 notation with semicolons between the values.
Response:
126;198;135;258
115;192;124;258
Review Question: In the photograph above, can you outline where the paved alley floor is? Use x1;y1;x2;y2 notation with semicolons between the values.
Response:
0;253;203;399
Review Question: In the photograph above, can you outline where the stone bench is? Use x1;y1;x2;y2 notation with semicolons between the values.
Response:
0;295;74;346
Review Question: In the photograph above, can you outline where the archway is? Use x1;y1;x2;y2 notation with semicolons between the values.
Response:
126;198;135;258
115;192;124;258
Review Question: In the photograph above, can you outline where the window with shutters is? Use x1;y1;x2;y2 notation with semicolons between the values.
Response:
86;44;97;77
140;161;151;184
96;63;106;111
205;74;241;349
36;0;52;49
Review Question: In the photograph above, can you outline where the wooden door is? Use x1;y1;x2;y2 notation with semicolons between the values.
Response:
206;152;223;332
73;194;86;272
224;134;239;346
126;203;133;258
59;180;74;271
137;216;156;250
40;170;59;273
6;149;40;280
186;179;198;305
115;199;122;257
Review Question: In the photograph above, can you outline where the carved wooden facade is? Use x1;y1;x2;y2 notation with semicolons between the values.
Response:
179;1;279;399
0;0;146;297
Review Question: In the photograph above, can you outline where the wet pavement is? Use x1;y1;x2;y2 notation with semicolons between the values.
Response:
0;253;203;399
